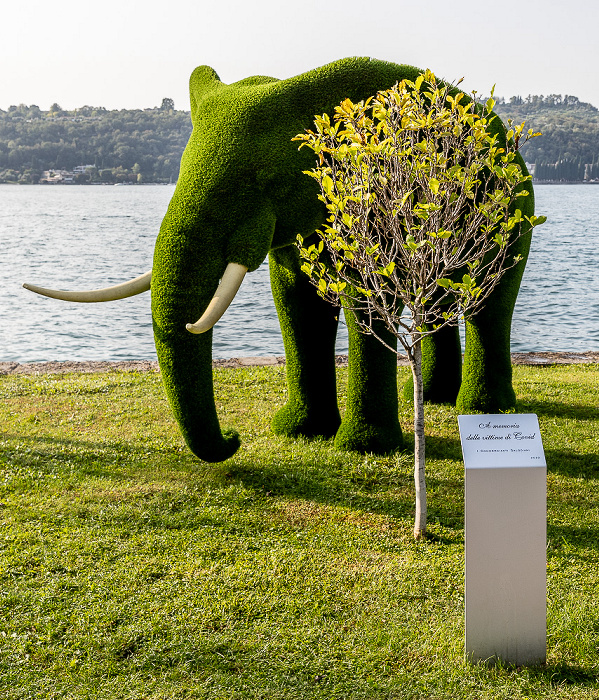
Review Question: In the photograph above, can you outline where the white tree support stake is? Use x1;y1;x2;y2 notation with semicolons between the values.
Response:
458;413;546;666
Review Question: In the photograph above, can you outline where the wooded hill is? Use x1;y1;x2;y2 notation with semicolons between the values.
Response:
492;94;599;181
0;101;192;184
1;93;598;183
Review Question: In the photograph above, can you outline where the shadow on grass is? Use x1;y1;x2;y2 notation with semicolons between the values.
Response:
0;432;184;481
424;433;464;461
1;422;466;538
544;448;599;479
548;522;599;552
3;386;595;540
518;399;599;423
535;662;598;687
225;445;464;534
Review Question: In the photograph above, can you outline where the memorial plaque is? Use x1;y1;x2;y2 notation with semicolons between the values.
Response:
459;414;546;469
459;414;547;666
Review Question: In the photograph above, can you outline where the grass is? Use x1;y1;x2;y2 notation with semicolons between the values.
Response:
0;363;597;699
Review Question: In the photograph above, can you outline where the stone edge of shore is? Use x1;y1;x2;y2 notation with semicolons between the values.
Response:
1;352;598;376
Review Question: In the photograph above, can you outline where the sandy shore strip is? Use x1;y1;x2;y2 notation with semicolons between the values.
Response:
1;352;598;376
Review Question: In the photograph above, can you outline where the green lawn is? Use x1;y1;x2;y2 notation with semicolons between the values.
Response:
0;363;597;699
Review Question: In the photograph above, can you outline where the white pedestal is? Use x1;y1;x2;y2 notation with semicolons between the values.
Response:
459;414;547;666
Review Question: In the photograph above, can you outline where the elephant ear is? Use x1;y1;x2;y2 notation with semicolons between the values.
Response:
189;65;224;121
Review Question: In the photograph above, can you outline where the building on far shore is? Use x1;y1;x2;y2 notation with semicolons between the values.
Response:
40;170;72;184
39;165;95;184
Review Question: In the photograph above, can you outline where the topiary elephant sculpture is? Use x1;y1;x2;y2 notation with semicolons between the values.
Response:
24;57;535;463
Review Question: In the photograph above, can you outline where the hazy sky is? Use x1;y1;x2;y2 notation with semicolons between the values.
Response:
1;0;598;111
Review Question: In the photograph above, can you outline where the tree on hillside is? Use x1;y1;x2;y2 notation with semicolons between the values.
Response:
295;71;546;538
49;103;65;117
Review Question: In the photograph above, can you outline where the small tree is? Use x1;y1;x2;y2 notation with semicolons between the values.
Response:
294;71;546;538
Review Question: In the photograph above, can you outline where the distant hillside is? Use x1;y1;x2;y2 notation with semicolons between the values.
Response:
1;94;598;183
0;101;192;184
492;94;599;181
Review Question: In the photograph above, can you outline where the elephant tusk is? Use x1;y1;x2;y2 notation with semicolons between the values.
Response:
186;262;248;334
23;270;152;302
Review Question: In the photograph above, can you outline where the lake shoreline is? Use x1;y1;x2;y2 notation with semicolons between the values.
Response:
1;351;598;376
3;185;598;359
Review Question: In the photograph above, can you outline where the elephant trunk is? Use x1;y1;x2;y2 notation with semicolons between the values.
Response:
153;322;241;462
151;207;245;462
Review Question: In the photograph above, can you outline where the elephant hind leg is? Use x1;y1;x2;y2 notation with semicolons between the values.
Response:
457;210;531;413
457;313;516;413
402;325;462;405
269;246;341;439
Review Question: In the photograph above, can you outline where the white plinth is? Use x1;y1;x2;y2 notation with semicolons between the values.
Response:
459;415;547;666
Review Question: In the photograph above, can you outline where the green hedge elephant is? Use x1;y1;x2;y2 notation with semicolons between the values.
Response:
24;57;535;463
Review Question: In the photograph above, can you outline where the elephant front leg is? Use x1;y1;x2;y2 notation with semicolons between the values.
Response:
334;307;403;454
269;246;341;439
457;305;517;413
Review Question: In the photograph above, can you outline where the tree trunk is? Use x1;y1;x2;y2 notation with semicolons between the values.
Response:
412;337;427;539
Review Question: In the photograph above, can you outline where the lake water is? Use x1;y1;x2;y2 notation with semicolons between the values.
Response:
0;184;597;363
